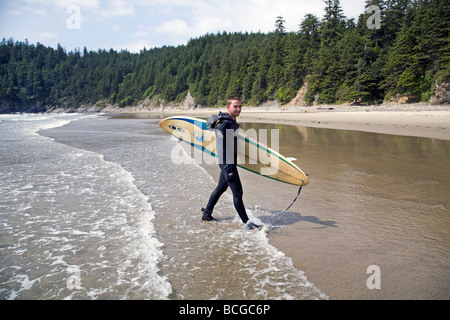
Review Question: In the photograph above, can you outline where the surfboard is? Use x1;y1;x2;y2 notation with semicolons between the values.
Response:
158;116;309;187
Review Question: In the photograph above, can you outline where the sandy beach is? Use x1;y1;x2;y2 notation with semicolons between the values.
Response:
71;101;450;141
154;103;450;299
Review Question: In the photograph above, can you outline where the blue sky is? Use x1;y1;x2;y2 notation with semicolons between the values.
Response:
0;0;368;53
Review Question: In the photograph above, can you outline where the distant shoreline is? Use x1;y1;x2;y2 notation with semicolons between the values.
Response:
238;107;450;141
87;102;450;141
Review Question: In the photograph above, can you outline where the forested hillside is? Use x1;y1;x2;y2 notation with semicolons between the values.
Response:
0;0;449;113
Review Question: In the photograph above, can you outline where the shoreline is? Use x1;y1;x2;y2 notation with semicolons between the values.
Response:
238;109;450;141
107;103;450;141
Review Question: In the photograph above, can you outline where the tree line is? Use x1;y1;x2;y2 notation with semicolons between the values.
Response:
0;0;448;112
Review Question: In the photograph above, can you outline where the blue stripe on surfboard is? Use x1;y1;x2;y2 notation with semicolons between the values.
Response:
169;117;207;130
177;137;217;158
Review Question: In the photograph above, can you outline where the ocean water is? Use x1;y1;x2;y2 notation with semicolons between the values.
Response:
0;114;173;299
0;114;326;300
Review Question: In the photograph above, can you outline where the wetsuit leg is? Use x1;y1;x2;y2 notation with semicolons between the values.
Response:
205;170;228;211
227;168;249;224
205;167;249;224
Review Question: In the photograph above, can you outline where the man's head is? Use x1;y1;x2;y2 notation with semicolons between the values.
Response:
226;96;242;120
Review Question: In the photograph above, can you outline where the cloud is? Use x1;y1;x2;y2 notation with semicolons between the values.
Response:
148;0;328;37
39;31;57;39
6;5;47;15
99;0;134;18
340;0;367;20
26;6;47;14
22;0;133;18
155;19;189;35
130;20;191;48
114;39;155;52
22;0;100;9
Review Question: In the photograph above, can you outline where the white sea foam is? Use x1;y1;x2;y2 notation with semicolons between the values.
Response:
0;114;172;300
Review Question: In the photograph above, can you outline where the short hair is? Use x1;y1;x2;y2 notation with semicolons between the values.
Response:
226;95;241;106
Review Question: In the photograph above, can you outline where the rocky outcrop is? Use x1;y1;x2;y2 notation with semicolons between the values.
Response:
430;81;450;105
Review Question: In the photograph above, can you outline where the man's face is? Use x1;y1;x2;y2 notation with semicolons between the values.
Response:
227;100;242;119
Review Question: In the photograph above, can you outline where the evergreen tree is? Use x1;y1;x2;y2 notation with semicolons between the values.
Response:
275;16;287;36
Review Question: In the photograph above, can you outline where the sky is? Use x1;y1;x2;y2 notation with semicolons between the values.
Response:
0;0;368;53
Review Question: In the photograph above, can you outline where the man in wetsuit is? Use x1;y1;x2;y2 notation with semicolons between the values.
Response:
201;96;262;230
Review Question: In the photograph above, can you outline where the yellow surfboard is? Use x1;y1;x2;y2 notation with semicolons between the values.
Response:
159;116;309;187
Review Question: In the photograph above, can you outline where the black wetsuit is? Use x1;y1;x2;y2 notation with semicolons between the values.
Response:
205;113;249;224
